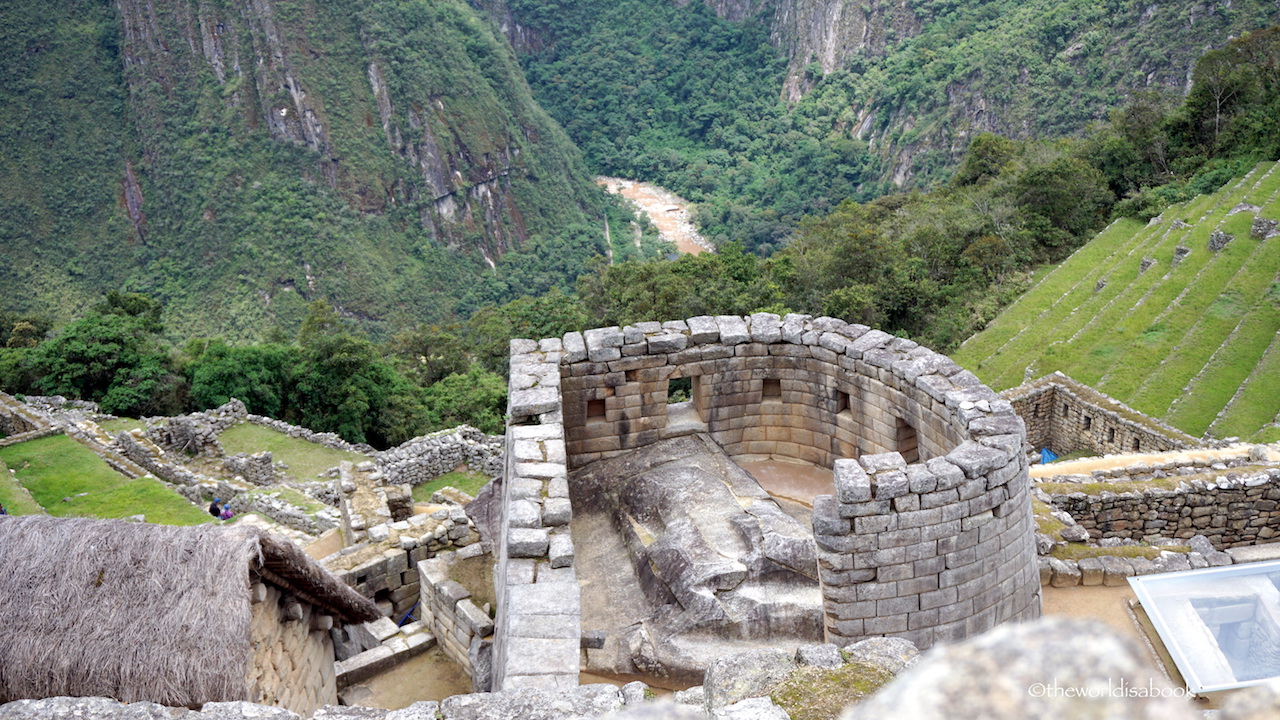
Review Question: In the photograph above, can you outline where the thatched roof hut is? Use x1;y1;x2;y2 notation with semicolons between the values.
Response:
0;516;379;710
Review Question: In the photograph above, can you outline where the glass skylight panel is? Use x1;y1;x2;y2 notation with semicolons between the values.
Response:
1130;560;1280;694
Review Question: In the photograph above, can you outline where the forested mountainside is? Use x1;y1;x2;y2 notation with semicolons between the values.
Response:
492;0;1280;250
0;0;606;340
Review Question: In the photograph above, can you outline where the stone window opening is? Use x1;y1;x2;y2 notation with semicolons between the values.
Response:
1062;403;1070;417
1083;415;1092;430
1133;437;1141;452
587;399;607;422
666;374;707;429
1034;402;1043;418
667;377;692;403
836;390;850;415
1108;428;1116;443
895;416;920;463
762;378;782;399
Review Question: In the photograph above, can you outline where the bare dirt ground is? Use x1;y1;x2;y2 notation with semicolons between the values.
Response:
597;177;714;255
1031;443;1270;478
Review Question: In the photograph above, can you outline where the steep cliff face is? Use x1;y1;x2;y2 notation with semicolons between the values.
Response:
767;0;919;101
114;0;596;258
0;0;600;338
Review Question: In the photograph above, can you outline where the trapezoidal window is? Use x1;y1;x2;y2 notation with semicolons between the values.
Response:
1083;415;1092;430
1108;428;1116;443
895;417;920;463
1133;437;1141;452
762;378;782;399
1062;403;1070;417
837;390;850;414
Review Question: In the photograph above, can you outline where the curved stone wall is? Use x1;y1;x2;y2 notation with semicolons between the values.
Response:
553;313;1040;650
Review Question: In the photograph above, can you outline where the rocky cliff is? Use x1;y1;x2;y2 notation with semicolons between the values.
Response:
0;0;601;337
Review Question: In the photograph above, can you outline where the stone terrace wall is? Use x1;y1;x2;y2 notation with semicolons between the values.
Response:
1050;468;1280;548
532;314;1037;657
1004;372;1201;457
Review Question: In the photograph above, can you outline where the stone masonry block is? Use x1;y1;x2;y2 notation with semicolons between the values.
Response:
834;459;872;504
873;471;910;500
508;528;551;558
716;315;751;344
861;452;908;474
679;316;719;344
648;333;688;353
748;313;782;343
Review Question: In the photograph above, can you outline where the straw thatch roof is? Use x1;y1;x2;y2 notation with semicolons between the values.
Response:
0;516;379;707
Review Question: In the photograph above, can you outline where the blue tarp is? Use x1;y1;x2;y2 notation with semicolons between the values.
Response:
1040;448;1059;464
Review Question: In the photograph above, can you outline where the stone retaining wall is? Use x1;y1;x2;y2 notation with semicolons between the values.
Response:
1049;468;1280;547
247;581;338;717
1004;372;1200;457
375;425;503;486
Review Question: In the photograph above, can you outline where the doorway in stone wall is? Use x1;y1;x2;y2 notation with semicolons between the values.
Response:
895;416;920;463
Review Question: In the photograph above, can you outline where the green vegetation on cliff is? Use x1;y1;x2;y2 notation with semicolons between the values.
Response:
0;0;610;340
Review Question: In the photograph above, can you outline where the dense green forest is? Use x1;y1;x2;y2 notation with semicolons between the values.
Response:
507;0;1280;253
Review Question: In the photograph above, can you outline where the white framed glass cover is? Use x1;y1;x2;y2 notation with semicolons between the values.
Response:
1130;559;1280;694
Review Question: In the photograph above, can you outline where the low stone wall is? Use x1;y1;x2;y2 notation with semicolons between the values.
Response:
375;425;503;486
225;452;276;486
228;491;340;536
1049;468;1280;547
114;431;210;486
418;553;495;685
247;414;375;454
247;581;338;717
1004;372;1201;457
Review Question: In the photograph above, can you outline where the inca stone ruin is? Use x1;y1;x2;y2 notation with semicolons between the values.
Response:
495;313;1042;688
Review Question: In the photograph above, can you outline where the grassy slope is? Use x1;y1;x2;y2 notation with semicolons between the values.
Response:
955;161;1280;440
0;434;209;524
218;422;366;480
410;469;490;502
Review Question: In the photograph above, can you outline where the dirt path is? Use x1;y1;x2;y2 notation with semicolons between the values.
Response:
597;177;714;255
1030;443;1273;478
